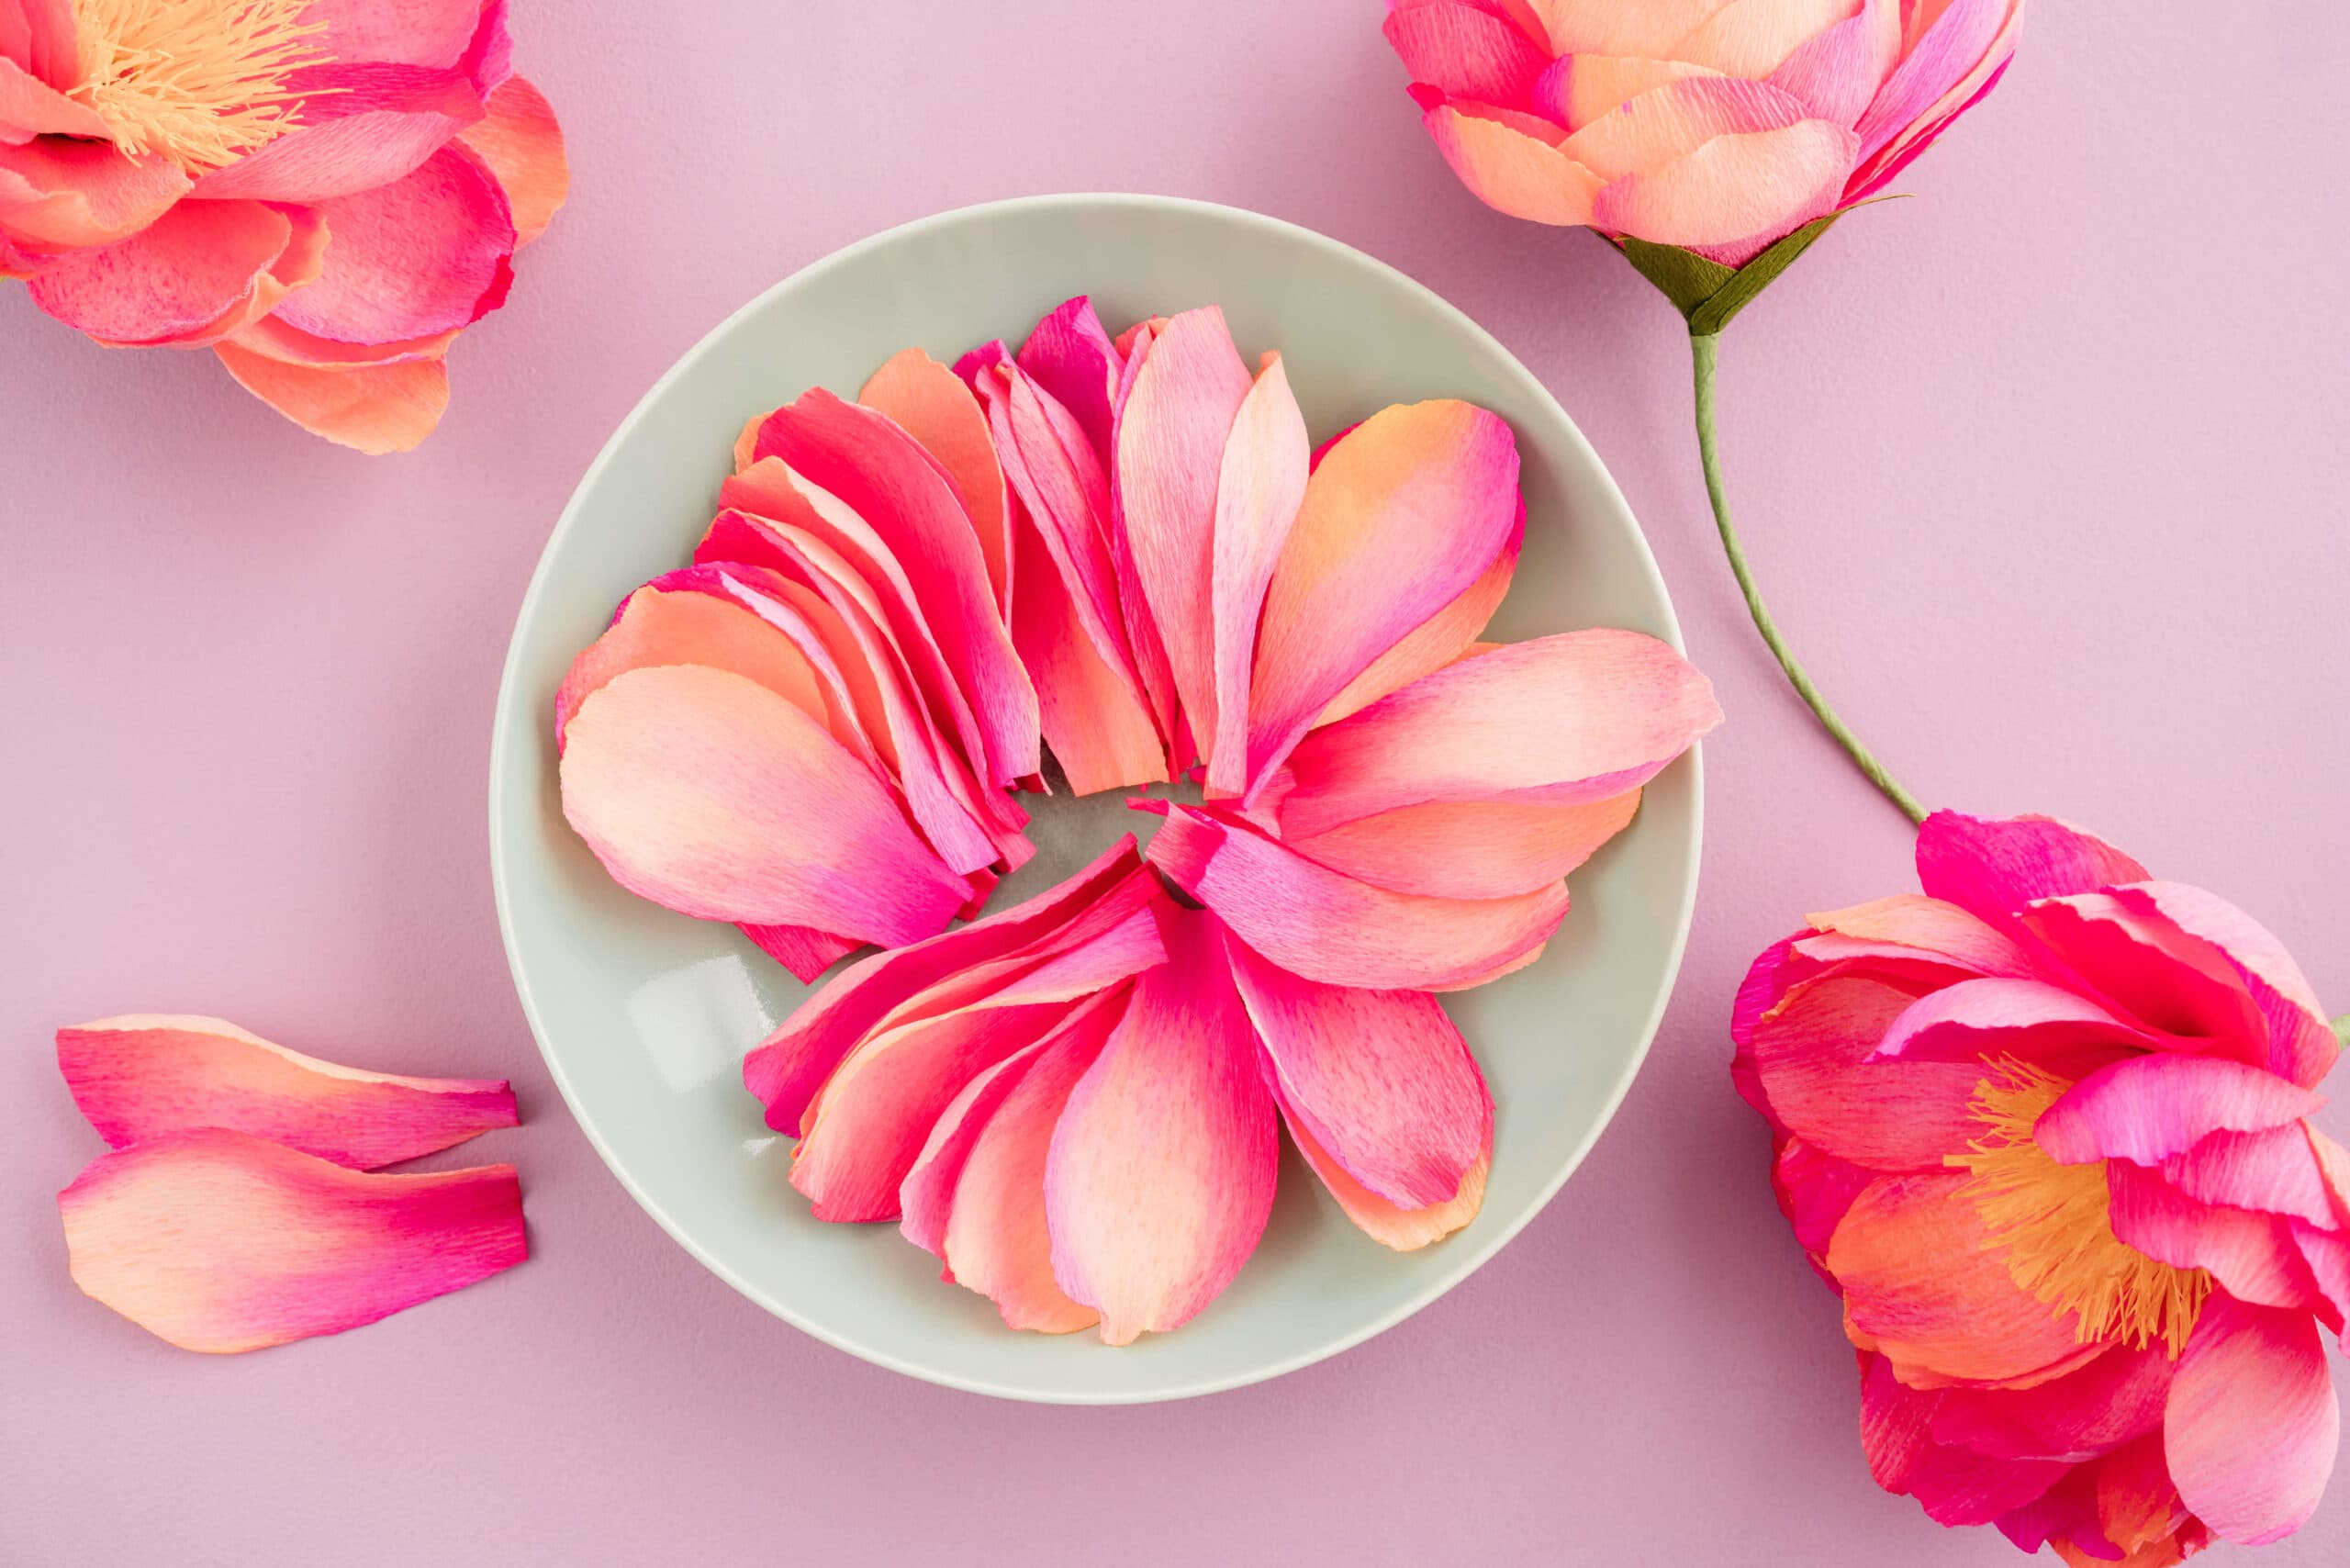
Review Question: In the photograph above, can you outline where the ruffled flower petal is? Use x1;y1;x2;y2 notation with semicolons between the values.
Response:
271;143;515;343
58;1128;524;1353
28;197;301;346
213;333;449;454
0;54;108;140
2112;880;2341;1090
1560;74;1813;181
1742;971;1986;1170
1930;1344;2172;1462
1589;116;1858;265
859;348;1012;613
1914;810;2150;933
1767;0;1901;124
1415;99;1603;225
1312;498;1520;727
1382;0;1552;113
2105;1162;2326;1315
454;74;565;246
188;62;485;204
2165;1292;2340;1545
0;139;188;252
1203;352;1310;796
56;1014;515;1170
2034;1054;2324;1167
1284;790;1640;900
2160;1126;2342;1232
1872;976;2150;1070
1013;295;1123;459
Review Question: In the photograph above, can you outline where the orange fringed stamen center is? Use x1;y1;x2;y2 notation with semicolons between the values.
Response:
69;0;336;173
1950;1060;2211;1358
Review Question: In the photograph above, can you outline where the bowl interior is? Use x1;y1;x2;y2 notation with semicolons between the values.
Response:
490;195;1699;1403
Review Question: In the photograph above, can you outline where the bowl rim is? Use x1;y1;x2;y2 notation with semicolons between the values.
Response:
487;191;1703;1403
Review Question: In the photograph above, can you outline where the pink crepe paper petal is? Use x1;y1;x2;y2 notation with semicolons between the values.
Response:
2015;891;2267;1062
28;198;298;346
1748;972;1986;1172
1046;909;1277;1344
1382;0;1551;113
1858;1354;2073;1526
1535;53;1718;132
58;1128;524;1354
1244;399;1524;799
1590;117;1858;265
1009;498;1169;794
1930;1345;2172;1463
1224;932;1489;1213
1559;75;1815;183
901;995;1123;1332
2161;1126;2343;1232
1286;791;1640;900
1416;99;1603;226
1274;629;1719;839
456;75;566;246
308;0;494;68
0;0;76;86
0;140;188;252
558;665;970;969
187;62;484;204
1851;0;2011;163
2165;1292;2340;1545
754;390;1040;787
1113;304;1256;772
56;1015;515;1170
2092;1430;2199;1559
2111;881;2341;1091
1914;812;2151;927
1830;1171;2089;1387
1102;319;1183;750
2034;1054;2324;1167
213;339;450;454
0;55;107;140
1014;296;1124;465
739;924;861;980
859;348;1012;615
1140;801;1569;992
1669;0;1860;77
1768;0;1901;124
790;904;1166;1222
1203;353;1310;797
1870;976;2150;1070
1311;497;1522;729
1807;892;2040;977
273;143;516;344
1770;1135;1875;1276
2105;1162;2327;1316
743;839;1147;1133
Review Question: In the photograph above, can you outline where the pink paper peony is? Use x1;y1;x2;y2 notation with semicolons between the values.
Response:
1385;0;2021;264
1736;811;2346;1562
3;0;566;452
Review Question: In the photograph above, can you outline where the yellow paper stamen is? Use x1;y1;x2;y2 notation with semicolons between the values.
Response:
69;0;336;173
1951;1059;2210;1357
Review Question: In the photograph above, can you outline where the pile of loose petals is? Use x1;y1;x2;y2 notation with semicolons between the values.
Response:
55;1015;526;1352
1737;812;2345;1562
3;0;566;453
556;296;1721;1340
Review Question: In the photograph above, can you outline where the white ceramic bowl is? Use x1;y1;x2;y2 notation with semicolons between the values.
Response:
490;195;1700;1403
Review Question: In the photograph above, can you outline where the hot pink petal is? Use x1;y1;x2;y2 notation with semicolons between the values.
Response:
1931;1344;2172;1462
860;348;1012;615
1203;353;1310;797
739;924;861;980
1046;909;1277;1344
273;143;515;343
1296;1100;1488;1249
1747;972;1986;1171
1292;791;1639;901
742;840;1146;1134
1142;801;1570;992
1771;1135;1875;1274
1245;400;1524;798
2105;1162;2327;1315
753;390;1040;787
1851;0;2013;162
0;55;107;140
1768;0;1901;124
1382;0;1552;113
1272;629;1719;838
1871;977;2150;1070
1859;1354;2072;1524
213;338;451;454
2015;890;2267;1064
1590;116;1858;264
1114;305;1256;771
188;62;484;203
456;74;566;246
2034;1054;2324;1167
28;198;299;346
0;139;187;252
308;0;493;67
558;665;971;968
2112;881;2341;1090
2161;1126;2342;1231
1014;295;1124;460
1416;99;1605;225
904;996;1123;1332
2165;1292;2340;1545
56;1015;515;1170
1914;811;2150;929
1102;319;1183;748
58;1128;524;1353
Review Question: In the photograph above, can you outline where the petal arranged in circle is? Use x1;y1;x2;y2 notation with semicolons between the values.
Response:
860;347;1012;614
1310;497;1521;729
1204;352;1310;797
1013;295;1124;461
2165;1292;2340;1545
1286;791;1639;901
2034;1054;2323;1168
58;1128;525;1354
56;1015;515;1170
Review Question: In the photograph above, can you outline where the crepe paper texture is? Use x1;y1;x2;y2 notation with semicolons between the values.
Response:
3;0;567;451
60;1128;526;1353
57;1014;517;1170
1736;811;2345;1561
554;291;1717;1339
1385;0;2024;825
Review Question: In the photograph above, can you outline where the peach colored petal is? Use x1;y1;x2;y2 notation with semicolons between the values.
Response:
1008;495;1168;794
2034;1054;2323;1167
1591;116;1858;263
1528;0;1735;58
1417;100;1603;225
28;198;295;346
1245;399;1522;798
1274;628;1718;839
213;341;450;454
1561;74;1812;180
1114;304;1256;771
56;1015;515;1170
0;55;106;140
1830;1170;2087;1385
860;347;1012;614
1287;790;1640;900
1046;908;1277;1344
744;839;1148;1132
754;389;1041;787
1311;497;1521;727
456;74;566;245
58;1128;524;1354
1140;801;1570;992
1669;0;1853;77
0;140;188;251
558;665;971;963
1769;0;1902;123
274;144;515;343
1536;54;1722;130
218;313;459;367
1805;891;2038;977
2165;1293;2340;1545
1203;352;1310;797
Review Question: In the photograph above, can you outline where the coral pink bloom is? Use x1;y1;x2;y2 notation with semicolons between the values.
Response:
1736;811;2346;1562
3;0;565;451
1385;0;2021;263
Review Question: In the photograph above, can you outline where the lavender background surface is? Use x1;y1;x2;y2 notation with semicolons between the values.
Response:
5;4;2345;1563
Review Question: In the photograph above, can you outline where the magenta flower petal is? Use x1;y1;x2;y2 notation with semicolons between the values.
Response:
272;143;515;343
2165;1292;2341;1545
1859;1356;2073;1527
2161;1126;2344;1232
1930;1344;2172;1462
57;1015;515;1170
742;838;1147;1134
1746;972;1988;1172
1382;0;1551;112
1203;352;1310;798
58;1128;524;1353
1013;295;1124;461
2105;1163;2328;1315
187;62;486;203
2034;1054;2324;1167
1913;811;2151;930
1870;976;2149;1069
1046;909;1277;1344
2112;880;2342;1090
28;198;300;346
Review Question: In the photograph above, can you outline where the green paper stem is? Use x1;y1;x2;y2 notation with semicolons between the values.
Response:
1690;330;1927;825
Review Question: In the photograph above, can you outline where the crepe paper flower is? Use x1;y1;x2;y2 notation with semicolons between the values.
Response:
1385;0;2021;823
747;840;1495;1340
1735;810;2349;1561
3;0;566;453
59;1127;525;1352
56;1013;517;1169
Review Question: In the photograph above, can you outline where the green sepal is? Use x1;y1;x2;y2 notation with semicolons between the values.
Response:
1616;209;1848;338
2334;1014;2350;1051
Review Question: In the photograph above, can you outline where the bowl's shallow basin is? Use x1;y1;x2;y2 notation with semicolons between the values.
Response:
489;194;1701;1403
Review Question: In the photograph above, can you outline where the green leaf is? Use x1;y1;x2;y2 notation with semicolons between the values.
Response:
2334;1014;2350;1051
1610;209;1851;338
